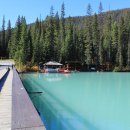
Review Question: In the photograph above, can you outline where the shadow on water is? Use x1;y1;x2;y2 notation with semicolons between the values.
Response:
0;70;10;92
26;79;99;130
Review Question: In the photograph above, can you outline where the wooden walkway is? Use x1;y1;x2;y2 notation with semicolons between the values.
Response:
0;69;13;130
12;69;45;130
0;66;46;130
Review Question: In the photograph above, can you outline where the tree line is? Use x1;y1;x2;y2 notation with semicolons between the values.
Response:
1;2;130;69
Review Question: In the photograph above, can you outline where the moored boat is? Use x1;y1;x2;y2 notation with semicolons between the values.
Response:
63;69;71;73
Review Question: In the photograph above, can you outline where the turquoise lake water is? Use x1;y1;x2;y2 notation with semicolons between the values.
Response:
21;72;130;130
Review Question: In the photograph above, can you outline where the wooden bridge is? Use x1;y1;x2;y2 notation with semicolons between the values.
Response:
0;63;46;130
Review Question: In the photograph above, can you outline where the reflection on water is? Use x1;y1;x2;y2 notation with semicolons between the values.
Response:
43;73;63;82
21;73;130;130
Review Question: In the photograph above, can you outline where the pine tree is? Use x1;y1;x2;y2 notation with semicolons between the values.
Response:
6;20;12;57
118;35;123;68
19;17;28;64
97;2;105;66
28;27;33;62
39;29;45;63
10;16;22;59
117;17;124;67
98;1;104;39
16;16;22;43
111;22;118;64
122;18;129;66
98;2;103;14
73;25;78;62
32;18;40;42
32;17;43;64
60;2;66;63
44;6;55;61
103;15;112;63
85;3;93;66
49;6;55;60
1;16;6;57
87;3;92;16
108;16;112;63
99;35;104;65
65;17;74;61
78;30;85;64
32;29;41;64
32;18;42;64
54;12;60;61
92;13;100;64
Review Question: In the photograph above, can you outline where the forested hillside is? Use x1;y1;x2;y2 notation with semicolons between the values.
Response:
1;3;130;70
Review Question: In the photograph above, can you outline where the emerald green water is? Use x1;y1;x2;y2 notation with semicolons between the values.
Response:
21;73;130;130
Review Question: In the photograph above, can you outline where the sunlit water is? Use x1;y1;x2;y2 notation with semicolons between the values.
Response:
21;72;130;130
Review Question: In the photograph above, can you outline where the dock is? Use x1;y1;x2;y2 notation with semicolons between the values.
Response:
0;68;12;130
0;62;46;130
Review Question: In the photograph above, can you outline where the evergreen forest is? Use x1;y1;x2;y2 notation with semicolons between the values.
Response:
1;3;130;70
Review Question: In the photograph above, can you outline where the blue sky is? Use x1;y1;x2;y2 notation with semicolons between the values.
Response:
0;0;130;28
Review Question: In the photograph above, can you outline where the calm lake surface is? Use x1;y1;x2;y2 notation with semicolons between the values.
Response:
21;72;130;130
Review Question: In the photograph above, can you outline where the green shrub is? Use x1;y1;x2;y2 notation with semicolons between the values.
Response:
113;66;122;72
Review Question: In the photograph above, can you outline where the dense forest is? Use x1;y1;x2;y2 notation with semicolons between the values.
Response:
0;2;130;70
